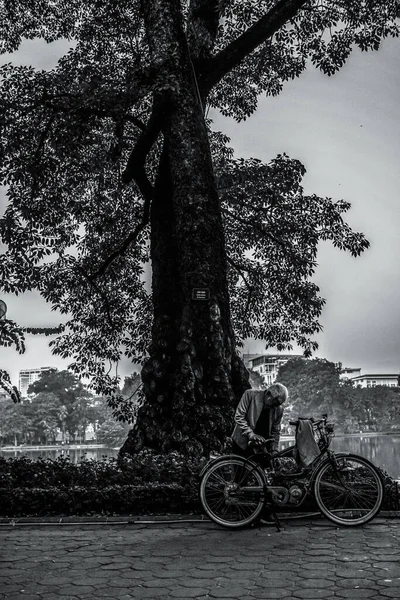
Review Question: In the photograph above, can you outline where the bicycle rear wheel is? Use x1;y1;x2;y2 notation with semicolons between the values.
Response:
313;453;384;526
199;457;265;528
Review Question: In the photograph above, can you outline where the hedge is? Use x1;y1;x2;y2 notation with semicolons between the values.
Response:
0;484;200;517
0;454;398;518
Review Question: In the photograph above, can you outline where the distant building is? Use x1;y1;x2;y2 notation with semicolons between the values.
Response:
18;367;57;398
245;353;302;386
350;374;399;389
242;354;260;369
339;367;362;380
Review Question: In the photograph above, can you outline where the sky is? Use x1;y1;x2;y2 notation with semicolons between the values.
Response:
1;32;400;387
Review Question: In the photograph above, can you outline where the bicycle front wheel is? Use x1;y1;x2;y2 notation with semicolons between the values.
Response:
199;457;265;528
314;453;384;526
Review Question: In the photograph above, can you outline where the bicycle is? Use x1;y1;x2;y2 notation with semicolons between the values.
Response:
199;415;384;529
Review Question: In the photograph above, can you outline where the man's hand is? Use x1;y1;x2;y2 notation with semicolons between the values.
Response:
248;433;265;446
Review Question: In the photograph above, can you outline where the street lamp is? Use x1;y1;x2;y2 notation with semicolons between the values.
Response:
0;300;7;318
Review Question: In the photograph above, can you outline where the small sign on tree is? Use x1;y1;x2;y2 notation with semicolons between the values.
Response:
192;288;210;301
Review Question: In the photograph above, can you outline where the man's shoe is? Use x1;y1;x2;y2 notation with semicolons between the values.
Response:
259;517;275;525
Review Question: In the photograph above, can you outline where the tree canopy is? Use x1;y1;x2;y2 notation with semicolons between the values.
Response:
277;356;342;417
1;0;399;454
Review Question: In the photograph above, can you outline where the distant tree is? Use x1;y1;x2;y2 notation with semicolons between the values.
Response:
348;385;400;431
0;401;30;445
248;369;266;390
121;372;142;398
28;370;92;441
277;357;341;419
96;418;131;449
24;392;62;444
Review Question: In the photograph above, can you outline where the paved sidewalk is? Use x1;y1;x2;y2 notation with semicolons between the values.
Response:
1;516;399;599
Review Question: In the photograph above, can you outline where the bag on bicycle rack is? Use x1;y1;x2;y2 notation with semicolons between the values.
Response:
295;419;321;467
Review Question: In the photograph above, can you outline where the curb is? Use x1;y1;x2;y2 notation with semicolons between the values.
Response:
0;510;399;526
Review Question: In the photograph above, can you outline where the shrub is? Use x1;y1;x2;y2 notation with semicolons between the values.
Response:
0;452;205;517
0;484;200;517
0;451;205;489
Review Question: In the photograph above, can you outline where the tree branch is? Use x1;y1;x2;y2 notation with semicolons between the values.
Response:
121;100;163;194
221;206;284;248
227;256;255;319
88;197;151;281
43;100;146;132
201;0;309;93
76;265;116;328
226;255;253;293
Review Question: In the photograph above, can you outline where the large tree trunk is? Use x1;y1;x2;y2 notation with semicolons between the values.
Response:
120;0;249;458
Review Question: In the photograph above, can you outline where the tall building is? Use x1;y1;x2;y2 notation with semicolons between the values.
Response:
245;353;302;386
18;367;57;398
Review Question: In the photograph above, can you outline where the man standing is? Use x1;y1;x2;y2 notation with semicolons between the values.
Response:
231;382;288;457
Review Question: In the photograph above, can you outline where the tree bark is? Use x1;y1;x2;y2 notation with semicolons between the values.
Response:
120;0;249;457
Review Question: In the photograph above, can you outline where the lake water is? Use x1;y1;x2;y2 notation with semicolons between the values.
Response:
280;434;400;479
0;446;119;463
1;435;399;479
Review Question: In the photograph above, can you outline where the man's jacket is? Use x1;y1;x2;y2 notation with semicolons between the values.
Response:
231;389;284;453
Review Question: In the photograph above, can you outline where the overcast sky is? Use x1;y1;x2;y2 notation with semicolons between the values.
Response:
1;33;399;387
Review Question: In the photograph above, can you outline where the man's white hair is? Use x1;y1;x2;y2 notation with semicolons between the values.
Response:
267;382;288;404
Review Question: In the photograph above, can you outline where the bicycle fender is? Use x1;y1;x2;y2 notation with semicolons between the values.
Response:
199;454;246;478
310;452;382;483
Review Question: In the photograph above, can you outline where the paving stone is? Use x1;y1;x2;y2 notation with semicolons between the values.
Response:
367;542;393;548
302;556;336;563
335;589;377;598
377;578;400;586
260;570;299;580
336;578;377;588
208;588;250;598
299;570;335;579
305;550;337;556
298;579;335;588
262;563;300;571
130;588;169;598
169;587;210;598
185;570;220;579
369;552;400;559
58;585;97;595
292;589;332;599
334;562;370;570
300;564;335;573
374;567;400;578
250;589;294;598
335;567;373;578
337;555;370;562
141;579;172;588
256;578;297;589
372;589;400;598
